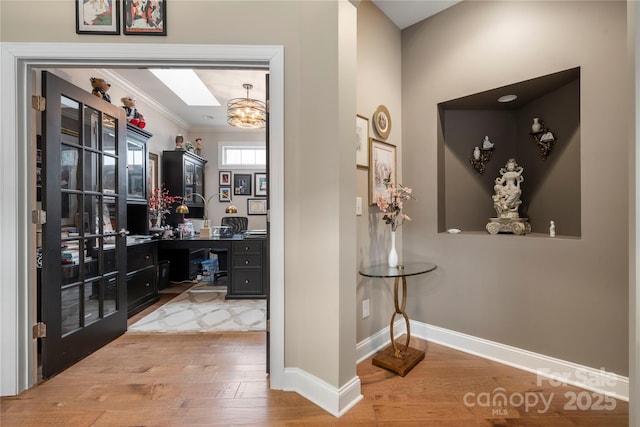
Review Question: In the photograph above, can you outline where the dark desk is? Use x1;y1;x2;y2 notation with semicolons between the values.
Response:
360;262;437;376
159;235;267;299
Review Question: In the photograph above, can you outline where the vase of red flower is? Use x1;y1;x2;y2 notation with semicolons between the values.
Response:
148;184;181;229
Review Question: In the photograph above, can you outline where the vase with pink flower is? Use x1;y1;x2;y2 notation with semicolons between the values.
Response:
375;175;414;268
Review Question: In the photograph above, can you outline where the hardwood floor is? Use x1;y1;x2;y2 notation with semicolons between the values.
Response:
1;290;629;426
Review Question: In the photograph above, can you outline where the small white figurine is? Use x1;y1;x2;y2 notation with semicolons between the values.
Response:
549;220;556;237
482;136;494;150
473;146;481;160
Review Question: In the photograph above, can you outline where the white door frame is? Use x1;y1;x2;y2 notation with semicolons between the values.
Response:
0;42;285;395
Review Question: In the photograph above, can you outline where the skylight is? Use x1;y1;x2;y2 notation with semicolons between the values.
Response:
149;69;220;106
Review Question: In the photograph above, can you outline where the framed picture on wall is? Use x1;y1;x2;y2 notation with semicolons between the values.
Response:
234;173;252;196
369;138;396;205
356;114;369;168
254;173;267;196
123;0;166;35
247;198;267;215
76;0;120;35
148;152;159;191
219;187;231;202
219;171;231;186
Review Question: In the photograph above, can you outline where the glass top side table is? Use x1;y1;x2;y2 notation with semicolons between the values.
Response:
359;262;437;376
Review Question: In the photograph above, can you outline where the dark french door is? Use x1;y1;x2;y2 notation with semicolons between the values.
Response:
40;71;128;378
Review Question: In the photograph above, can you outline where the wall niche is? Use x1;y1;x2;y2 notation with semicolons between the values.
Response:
437;67;581;237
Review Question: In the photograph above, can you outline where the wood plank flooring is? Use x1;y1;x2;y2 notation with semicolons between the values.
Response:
1;291;629;426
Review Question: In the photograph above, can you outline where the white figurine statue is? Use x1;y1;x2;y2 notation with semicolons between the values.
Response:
482;135;494;150
492;158;524;219
473;146;481;160
549;220;556;237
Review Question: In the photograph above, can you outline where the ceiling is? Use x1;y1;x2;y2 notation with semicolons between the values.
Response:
102;2;458;133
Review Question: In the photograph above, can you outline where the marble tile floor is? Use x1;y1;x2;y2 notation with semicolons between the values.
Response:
128;283;266;333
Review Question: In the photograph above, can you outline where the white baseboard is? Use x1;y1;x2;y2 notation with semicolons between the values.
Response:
356;320;629;401
283;368;363;418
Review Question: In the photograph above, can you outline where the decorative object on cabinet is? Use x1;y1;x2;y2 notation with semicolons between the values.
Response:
248;198;267;215
234;173;252;196
470;136;494;174
373;105;391;140
356;114;370;168
175;134;184;150
219;170;231;185
195;138;203;156
529;118;556;160
120;95;146;128
161;150;207;226
76;0;120;35
369;139;396;205
254;173;267;196
227;83;266;129
486;158;531;235
123;0;166;35
89;77;112;102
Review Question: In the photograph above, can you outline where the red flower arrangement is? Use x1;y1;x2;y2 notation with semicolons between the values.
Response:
148;184;181;224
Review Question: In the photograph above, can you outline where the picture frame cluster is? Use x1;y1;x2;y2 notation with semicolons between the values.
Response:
76;0;166;36
218;171;268;215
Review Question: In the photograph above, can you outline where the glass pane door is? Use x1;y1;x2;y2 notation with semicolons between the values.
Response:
41;71;127;378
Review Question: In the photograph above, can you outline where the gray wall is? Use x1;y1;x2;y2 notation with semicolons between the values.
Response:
402;1;628;375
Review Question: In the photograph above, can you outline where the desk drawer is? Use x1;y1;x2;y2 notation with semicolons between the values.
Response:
231;270;263;295
233;241;262;254
127;244;155;272
232;254;262;268
127;266;157;311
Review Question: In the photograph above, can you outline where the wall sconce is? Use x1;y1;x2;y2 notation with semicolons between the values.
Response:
529;118;556;160
470;136;494;174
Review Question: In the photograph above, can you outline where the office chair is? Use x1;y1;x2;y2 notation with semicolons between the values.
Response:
211;216;249;282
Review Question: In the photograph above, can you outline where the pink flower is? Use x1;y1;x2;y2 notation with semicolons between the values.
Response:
376;175;414;231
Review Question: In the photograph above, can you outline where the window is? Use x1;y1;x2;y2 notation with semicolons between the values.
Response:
219;144;266;169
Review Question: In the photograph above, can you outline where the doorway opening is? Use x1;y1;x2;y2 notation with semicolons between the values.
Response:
2;43;284;394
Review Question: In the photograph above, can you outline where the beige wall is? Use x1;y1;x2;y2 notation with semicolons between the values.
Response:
402;1;629;375
1;0;358;391
355;1;403;342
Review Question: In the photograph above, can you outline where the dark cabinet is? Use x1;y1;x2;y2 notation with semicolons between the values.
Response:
126;241;158;317
227;238;266;299
126;124;153;236
126;124;152;203
161;150;207;226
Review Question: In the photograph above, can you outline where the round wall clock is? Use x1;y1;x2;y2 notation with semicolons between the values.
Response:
373;105;391;140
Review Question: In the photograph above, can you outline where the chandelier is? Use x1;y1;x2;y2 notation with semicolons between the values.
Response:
227;83;266;129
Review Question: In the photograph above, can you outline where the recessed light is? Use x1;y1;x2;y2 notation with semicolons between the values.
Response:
498;94;518;103
203;115;215;120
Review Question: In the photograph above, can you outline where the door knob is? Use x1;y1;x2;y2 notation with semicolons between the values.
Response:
118;229;130;237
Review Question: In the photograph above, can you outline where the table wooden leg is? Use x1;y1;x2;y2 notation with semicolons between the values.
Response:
372;276;425;376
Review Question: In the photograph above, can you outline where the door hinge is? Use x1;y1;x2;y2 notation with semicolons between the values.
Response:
31;95;46;112
266;209;270;223
32;209;47;225
33;322;46;338
266;319;270;332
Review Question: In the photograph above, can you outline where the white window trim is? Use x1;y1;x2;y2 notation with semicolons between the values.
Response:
218;141;266;169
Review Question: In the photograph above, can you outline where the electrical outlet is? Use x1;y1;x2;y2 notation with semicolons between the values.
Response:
362;299;370;319
356;197;362;216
